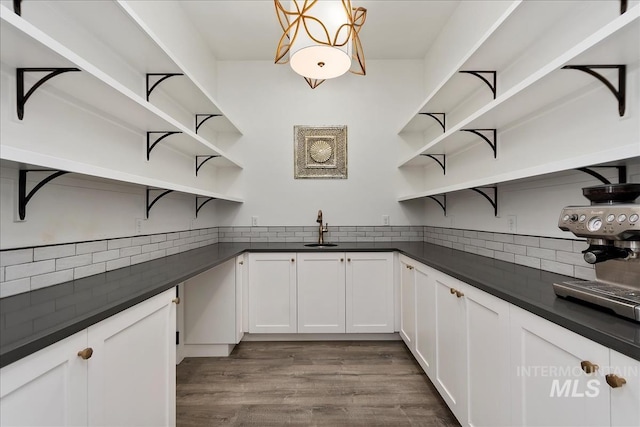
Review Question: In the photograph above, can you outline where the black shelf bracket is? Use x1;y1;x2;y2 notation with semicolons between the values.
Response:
420;154;446;175
460;129;497;158
195;114;222;134
196;196;217;218
459;70;497;99
621;0;628;14
426;194;447;216
146;131;182;160
576;166;627;185
146;73;183;101
17;68;81;120
19;170;69;220
561;65;626;116
146;188;174;219
469;186;498;217
418;113;446;132
195;155;220;176
13;0;22;15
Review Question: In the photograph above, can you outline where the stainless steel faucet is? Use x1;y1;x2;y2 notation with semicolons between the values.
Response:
317;210;328;244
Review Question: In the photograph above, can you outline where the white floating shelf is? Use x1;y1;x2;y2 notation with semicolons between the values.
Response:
398;7;639;168
398;145;639;202
1;145;244;203
0;6;243;169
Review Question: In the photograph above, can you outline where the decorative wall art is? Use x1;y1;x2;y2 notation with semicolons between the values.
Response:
294;125;347;179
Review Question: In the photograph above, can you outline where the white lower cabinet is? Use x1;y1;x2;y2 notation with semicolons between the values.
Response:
399;254;416;349
248;252;394;335
248;253;297;333
510;305;640;427
345;252;394;333
183;258;242;356
433;273;468;422
0;288;177;427
401;259;516;427
297;252;346;333
0;331;88;426
414;261;436;378
463;281;510;427
610;350;640;427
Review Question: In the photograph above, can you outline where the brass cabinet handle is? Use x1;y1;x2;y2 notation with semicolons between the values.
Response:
605;374;626;388
172;297;181;304
341;258;344;262
239;261;244;265
77;347;93;360
291;258;295;263
580;360;599;374
347;258;351;262
455;290;464;298
450;288;457;295
407;265;414;270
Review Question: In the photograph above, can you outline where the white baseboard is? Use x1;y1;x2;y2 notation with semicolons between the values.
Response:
240;332;401;342
183;344;236;357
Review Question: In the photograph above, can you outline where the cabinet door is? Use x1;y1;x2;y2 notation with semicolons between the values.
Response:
510;305;610;427
184;258;236;344
399;255;416;350
0;331;88;426
434;273;466;423
345;252;394;333
414;262;436;378
297;252;346;333
236;254;247;342
248;253;297;333
464;284;510;427
87;288;176;427
610;350;640;427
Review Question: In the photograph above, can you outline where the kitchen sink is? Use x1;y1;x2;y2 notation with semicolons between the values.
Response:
304;243;338;247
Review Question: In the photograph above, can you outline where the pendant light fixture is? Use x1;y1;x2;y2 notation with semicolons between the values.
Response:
274;0;367;89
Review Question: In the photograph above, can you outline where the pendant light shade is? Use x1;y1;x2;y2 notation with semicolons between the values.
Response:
275;0;367;88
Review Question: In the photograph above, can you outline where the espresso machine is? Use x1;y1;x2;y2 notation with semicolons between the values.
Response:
554;183;640;321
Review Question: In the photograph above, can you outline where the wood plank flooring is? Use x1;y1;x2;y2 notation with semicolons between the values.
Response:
177;341;459;426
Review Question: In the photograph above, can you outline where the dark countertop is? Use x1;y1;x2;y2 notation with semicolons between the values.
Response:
1;241;638;367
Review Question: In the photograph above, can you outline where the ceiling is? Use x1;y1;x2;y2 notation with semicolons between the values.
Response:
179;1;461;62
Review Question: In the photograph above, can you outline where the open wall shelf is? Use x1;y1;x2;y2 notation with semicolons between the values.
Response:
2;147;243;205
397;2;639;204
0;6;243;169
399;7;639;168
399;1;631;135
10;0;242;135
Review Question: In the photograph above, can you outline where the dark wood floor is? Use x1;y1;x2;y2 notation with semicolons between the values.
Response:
176;341;460;426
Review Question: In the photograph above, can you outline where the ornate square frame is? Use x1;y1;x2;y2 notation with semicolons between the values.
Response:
294;125;347;179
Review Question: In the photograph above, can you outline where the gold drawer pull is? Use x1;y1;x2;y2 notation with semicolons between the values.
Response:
450;288;457;295
347;258;351;262
291;258;295;263
605;374;626;388
341;258;344;262
580;360;599;374
172;297;181;304
455;290;464;298
239;261;244;265
407;265;414;270
77;348;93;360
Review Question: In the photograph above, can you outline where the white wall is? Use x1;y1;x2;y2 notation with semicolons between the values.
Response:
424;162;640;238
212;59;427;227
0;163;218;249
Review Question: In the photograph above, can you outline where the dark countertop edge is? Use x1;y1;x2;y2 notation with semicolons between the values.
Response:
0;251;242;368
1;242;638;367
394;249;640;360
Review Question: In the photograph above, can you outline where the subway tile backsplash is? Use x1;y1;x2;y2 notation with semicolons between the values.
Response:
0;225;594;298
0;228;219;298
423;226;595;282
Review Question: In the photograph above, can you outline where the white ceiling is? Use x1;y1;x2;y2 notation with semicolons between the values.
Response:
179;1;461;62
